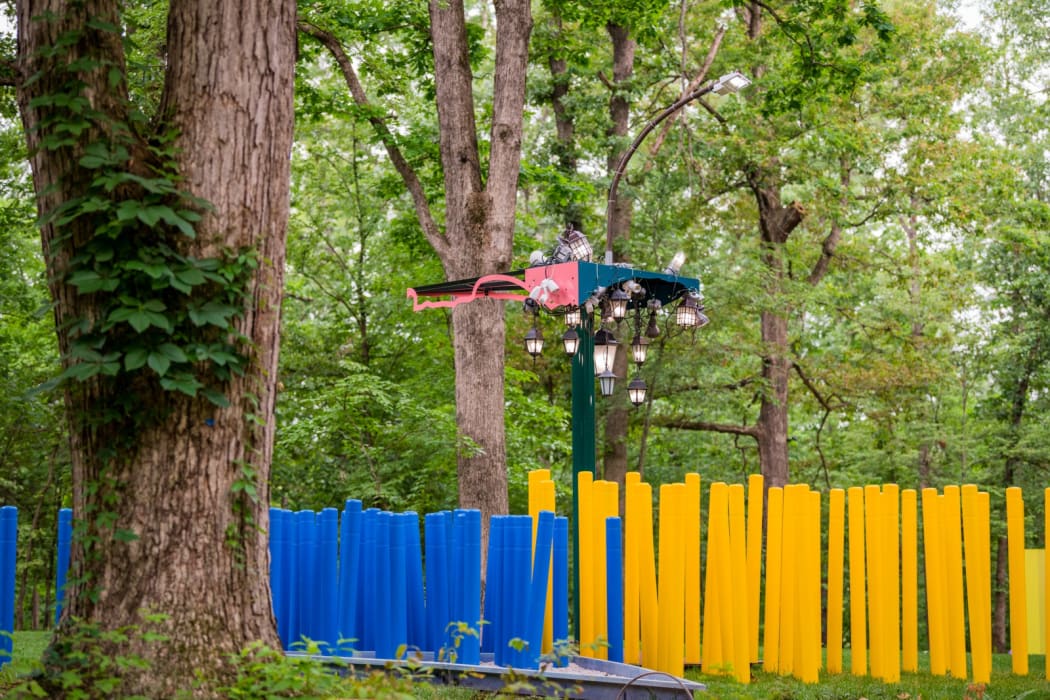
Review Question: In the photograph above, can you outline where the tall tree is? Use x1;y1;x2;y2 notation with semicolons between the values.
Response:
14;0;295;694
299;0;532;534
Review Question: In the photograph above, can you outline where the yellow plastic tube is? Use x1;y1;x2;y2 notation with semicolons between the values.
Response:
746;473;764;663
624;477;641;665
883;484;900;683
943;485;967;678
847;486;867;676
638;482;659;670
1006;487;1028;675
684;473;702;665
864;484;883;679
901;489;918;673
920;488;947;676
578;471;595;657
728;483;751;683
799;490;820;684
779;484;800;677
762;486;784;674
826;488;845;674
658;483;686;677
962;485;985;683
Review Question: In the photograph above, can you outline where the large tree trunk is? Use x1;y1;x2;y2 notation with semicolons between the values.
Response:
17;0;294;695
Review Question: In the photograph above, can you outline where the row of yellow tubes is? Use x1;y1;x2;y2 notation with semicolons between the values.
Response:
528;469;1048;684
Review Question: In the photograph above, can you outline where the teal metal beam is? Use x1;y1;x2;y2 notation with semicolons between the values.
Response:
570;313;595;641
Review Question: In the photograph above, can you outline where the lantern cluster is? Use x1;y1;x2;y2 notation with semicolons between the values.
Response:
521;247;709;407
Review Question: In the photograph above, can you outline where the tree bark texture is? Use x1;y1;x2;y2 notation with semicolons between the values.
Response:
429;0;532;536
751;177;804;488
17;0;294;695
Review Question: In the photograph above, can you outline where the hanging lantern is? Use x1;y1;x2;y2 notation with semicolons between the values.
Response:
609;288;629;321
631;334;650;365
564;305;581;327
598;370;617;397
524;325;544;357
593;328;618;376
675;293;709;328
562;328;580;356
627;376;647;406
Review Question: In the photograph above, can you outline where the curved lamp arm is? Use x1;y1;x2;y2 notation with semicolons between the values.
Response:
604;70;751;264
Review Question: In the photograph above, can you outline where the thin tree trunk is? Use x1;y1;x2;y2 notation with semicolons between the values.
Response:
601;22;635;487
750;178;803;487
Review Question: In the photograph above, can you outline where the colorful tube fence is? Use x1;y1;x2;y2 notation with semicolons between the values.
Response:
268;498;569;667
568;473;1050;685
7;477;1050;681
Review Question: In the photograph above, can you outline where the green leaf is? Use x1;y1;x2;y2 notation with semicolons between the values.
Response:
158;343;188;362
147;352;170;376
137;205;177;228
124;347;148;371
203;388;231;408
189;301;237;328
160;373;203;397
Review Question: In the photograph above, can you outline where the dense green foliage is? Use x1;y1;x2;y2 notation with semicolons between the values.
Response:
0;0;1046;640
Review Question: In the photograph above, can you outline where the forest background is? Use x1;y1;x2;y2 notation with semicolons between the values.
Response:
0;0;1046;681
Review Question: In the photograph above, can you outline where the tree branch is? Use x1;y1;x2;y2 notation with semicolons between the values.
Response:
651;416;760;438
296;20;447;259
644;23;727;166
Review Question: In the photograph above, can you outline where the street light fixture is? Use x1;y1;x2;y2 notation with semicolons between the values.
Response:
627;375;647;406
524;324;544;357
711;70;752;95
562;328;580;356
675;292;709;329
630;334;650;365
609;288;630;321
564;306;581;327
593;328;619;376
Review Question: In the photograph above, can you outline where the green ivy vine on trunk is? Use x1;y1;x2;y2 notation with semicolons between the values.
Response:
32;20;256;422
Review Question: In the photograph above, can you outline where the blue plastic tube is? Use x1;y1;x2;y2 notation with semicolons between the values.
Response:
525;511;555;668
284;510;300;647
337;500;362;654
54;508;72;625
553;516;569;663
0;506;17;667
459;509;482;664
268;508;285;646
360;509;379;651
509;516;532;667
376;512;395;658
404;513;426;651
424;511;449;655
449;511;466;656
318;508;339;652
385;513;407;658
483;516;505;656
296;510;317;646
605;517;624;663
497;516;516;667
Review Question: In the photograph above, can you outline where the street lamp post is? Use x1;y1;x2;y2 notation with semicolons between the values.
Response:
405;69;750;646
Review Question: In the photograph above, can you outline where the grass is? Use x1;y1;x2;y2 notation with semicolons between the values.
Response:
691;652;1050;699
5;630;1050;698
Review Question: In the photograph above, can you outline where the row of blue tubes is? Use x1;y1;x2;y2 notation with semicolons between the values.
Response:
36;503;573;670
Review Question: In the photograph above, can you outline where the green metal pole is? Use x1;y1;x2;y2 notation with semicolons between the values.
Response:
571;313;595;642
